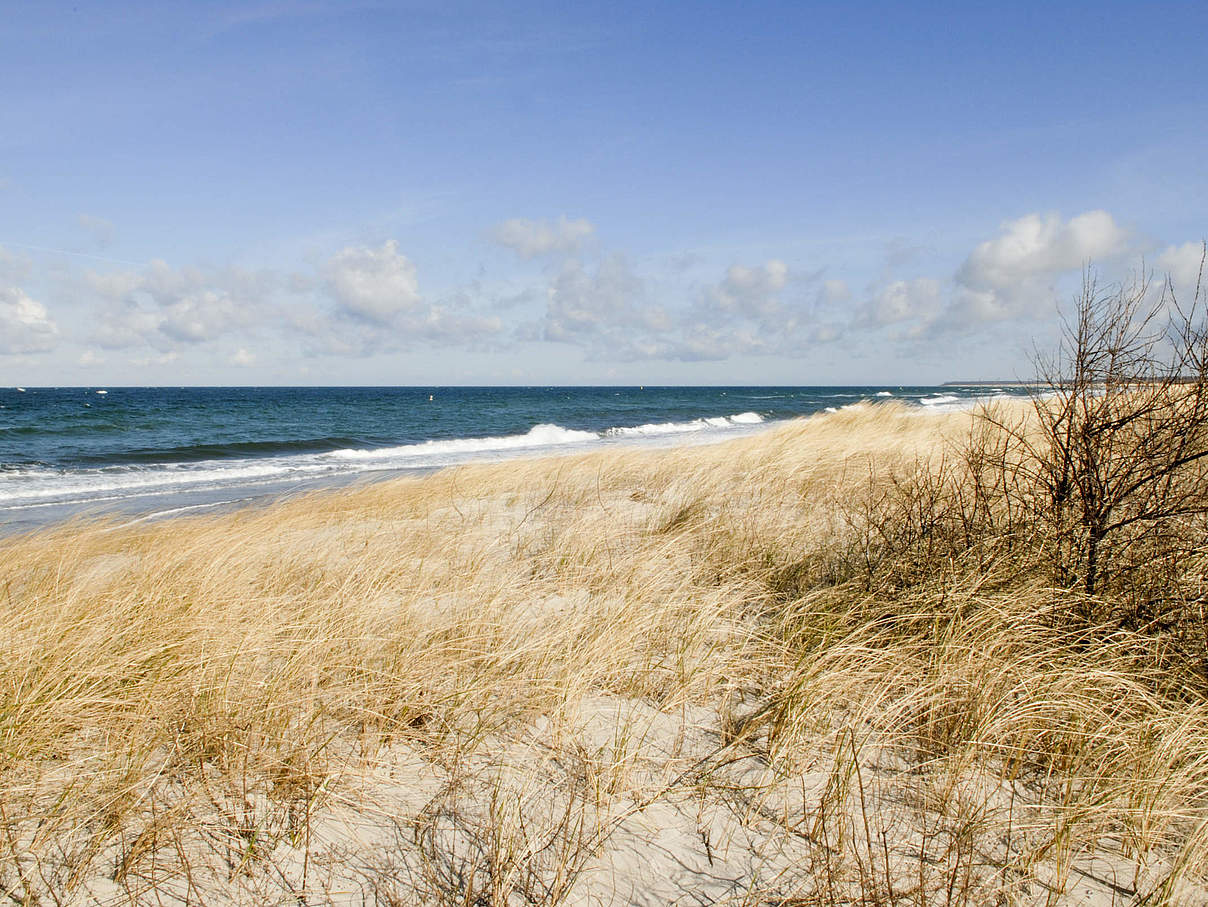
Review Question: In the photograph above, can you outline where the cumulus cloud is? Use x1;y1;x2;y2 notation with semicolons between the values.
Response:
93;304;165;350
692;261;854;356
541;255;663;352
958;210;1131;291
673;324;773;361
0;287;59;354
861;277;943;328
323;240;422;324
26;208;1181;371
530;256;836;361
311;240;502;353
491;216;595;259
938;211;1133;330
858;210;1142;338
678;259;828;358
705;260;789;320
160;290;251;343
820;279;851;305
79;240;500;361
85;260;273;350
1156;242;1206;300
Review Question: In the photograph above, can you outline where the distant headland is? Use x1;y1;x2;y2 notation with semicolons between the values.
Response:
942;380;1042;387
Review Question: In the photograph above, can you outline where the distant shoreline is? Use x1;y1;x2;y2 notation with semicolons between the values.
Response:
942;380;1042;387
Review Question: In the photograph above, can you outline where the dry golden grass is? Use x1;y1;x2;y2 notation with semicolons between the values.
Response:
1;401;1206;904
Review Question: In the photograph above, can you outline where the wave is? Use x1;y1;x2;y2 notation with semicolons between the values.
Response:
327;423;599;461
0;459;336;504
911;391;1023;414
822;403;868;415
0;412;770;510
606;412;763;437
76;436;378;465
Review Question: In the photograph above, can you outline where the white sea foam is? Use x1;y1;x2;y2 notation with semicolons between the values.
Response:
328;423;598;460
876;391;893;397
609;420;705;437
607;412;763;437
0;459;335;504
909;391;1024;414
820;403;866;415
0;413;772;512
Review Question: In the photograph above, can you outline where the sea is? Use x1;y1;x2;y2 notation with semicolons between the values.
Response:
0;385;1033;534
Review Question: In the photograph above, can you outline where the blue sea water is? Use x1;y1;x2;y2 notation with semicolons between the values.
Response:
0;385;1031;532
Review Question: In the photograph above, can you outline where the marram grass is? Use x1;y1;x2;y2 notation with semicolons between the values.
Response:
1;401;1206;904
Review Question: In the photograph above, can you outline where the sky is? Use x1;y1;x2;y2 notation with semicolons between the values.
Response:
1;0;1206;386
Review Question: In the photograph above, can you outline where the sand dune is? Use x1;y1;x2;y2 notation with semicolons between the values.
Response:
1;402;1205;904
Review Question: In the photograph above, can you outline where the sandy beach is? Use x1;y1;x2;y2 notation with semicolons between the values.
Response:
1;402;1206;905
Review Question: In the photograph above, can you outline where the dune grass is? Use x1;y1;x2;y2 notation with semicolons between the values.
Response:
1;401;1206;904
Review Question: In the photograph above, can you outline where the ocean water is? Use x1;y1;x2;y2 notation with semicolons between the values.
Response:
0;385;1031;532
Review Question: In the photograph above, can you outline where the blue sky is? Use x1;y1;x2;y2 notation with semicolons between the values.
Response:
2;0;1205;385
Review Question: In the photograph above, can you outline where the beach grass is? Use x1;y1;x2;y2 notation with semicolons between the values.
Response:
2;401;1207;904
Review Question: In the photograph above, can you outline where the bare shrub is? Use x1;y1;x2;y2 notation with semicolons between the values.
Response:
983;249;1208;628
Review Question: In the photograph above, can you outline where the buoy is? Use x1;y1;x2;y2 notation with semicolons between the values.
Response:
429;394;433;401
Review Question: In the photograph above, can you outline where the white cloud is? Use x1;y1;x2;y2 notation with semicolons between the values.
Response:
706;260;789;320
675;324;772;361
927;210;1139;333
77;349;104;367
820;279;851;305
91;290;248;349
540;255;674;358
677;259;832;358
94;304;165;350
78;243;501;361
1156;242;1206;300
324;240;422;324
958;210;1131;291
491;216;595;259
309;240;503;353
862;278;943;327
85;260;273;349
0;287;59;354
228;347;256;366
86;268;144;301
160;290;249;343
530;256;837;361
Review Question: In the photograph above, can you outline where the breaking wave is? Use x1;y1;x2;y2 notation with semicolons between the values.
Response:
0;413;770;511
